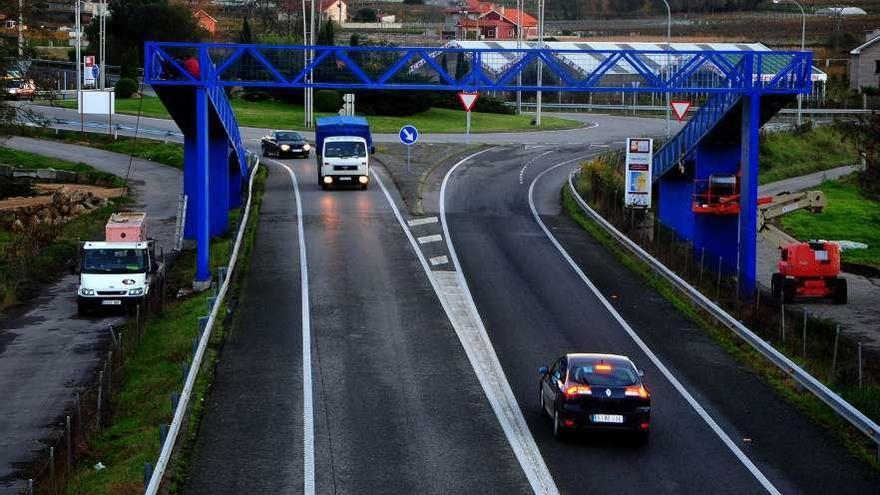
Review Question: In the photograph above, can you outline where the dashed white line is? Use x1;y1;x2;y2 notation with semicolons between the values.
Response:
407;216;439;227
429;255;449;266
519;150;555;185
527;159;781;495
417;234;443;245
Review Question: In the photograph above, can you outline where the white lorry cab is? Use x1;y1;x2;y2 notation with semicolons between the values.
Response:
320;136;370;189
75;213;164;316
315;116;374;190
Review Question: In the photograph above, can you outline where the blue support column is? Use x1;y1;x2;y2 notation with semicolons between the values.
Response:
183;137;198;240
738;92;761;297
228;157;243;209
193;87;211;287
209;136;230;237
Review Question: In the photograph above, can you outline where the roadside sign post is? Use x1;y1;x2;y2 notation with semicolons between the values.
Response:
671;100;692;122
457;92;479;144
398;125;419;173
624;138;654;208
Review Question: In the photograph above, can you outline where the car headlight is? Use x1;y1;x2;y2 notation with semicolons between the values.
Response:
281;144;290;151
303;144;311;150
129;288;144;296
80;288;95;296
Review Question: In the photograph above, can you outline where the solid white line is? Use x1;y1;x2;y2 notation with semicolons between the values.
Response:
417;234;443;245
429;255;449;266
373;159;558;495
407;216;439;227
527;160;781;495
277;161;316;495
439;149;560;495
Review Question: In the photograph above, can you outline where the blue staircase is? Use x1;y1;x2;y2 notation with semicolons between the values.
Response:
205;85;249;177
653;91;742;181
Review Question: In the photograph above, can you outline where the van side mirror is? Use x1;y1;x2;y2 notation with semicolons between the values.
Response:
370;146;376;155
538;366;548;375
68;261;79;275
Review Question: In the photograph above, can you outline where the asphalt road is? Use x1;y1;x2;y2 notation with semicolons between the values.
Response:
18;102;683;146
184;158;530;494
0;138;181;491
439;145;880;494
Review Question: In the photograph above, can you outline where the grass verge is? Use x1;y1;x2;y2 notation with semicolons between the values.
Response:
65;166;267;495
8;127;183;169
47;97;580;134
0;146;124;186
561;185;880;470
760;126;857;184
780;178;880;271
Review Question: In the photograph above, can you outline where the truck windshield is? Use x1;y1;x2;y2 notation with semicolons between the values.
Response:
324;142;366;158
83;249;147;274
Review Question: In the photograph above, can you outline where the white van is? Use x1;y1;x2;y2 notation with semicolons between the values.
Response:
319;136;370;190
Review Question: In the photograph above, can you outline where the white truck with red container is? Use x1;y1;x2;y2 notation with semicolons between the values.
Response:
75;213;165;316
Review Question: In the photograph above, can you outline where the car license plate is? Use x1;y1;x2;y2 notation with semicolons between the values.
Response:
592;414;624;424
101;300;122;306
339;177;352;181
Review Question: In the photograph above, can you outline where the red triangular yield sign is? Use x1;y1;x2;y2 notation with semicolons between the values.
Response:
671;101;692;121
458;92;479;112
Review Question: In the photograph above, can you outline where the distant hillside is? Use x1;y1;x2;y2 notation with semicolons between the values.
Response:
544;0;877;20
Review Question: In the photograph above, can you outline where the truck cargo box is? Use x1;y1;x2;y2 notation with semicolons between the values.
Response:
315;116;373;155
106;212;147;242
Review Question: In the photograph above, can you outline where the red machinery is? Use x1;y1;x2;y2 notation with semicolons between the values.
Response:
692;174;741;214
771;241;847;304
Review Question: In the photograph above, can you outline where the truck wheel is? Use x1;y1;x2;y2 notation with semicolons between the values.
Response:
833;278;847;305
771;273;783;299
782;278;796;304
360;183;368;190
261;146;268;157
77;302;89;317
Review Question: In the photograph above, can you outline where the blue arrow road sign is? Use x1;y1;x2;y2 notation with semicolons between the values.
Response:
399;125;419;146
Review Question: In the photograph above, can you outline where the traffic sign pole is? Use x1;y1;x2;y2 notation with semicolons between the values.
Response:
466;111;471;144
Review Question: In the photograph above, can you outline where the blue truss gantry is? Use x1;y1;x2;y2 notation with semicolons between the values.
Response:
145;42;812;95
145;41;812;296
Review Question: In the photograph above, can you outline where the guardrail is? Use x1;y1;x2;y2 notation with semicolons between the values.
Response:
510;102;876;115
144;156;261;494
566;169;880;456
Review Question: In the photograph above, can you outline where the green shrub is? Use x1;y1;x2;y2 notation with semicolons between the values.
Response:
314;89;342;112
114;78;139;98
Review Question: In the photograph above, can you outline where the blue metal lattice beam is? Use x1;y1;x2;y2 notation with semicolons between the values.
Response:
145;42;812;95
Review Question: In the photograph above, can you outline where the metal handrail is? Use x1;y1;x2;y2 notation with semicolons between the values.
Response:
566;169;880;452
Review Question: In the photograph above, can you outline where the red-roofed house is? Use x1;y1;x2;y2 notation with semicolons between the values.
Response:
446;0;537;40
193;9;217;35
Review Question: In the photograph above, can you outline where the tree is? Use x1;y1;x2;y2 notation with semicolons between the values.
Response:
837;114;880;200
88;0;205;76
240;17;253;45
317;20;335;46
353;8;378;22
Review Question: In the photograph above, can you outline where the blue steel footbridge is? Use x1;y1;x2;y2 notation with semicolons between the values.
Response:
143;41;813;293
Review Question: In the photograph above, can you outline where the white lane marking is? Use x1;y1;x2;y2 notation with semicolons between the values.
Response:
519;150;555;185
276;161;316;495
438;149;560;495
407;216;439;227
417;234;443;245
527;161;782;495
429;255;449;266
373;159;559;495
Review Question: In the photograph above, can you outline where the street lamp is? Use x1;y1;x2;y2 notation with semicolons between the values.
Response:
772;0;805;126
515;0;523;114
535;0;544;126
660;0;671;138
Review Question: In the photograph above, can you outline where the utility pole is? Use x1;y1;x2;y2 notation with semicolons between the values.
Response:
17;0;23;56
661;0;671;138
99;0;106;89
515;0;522;114
309;0;316;127
302;0;310;127
75;1;81;96
535;0;544;126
